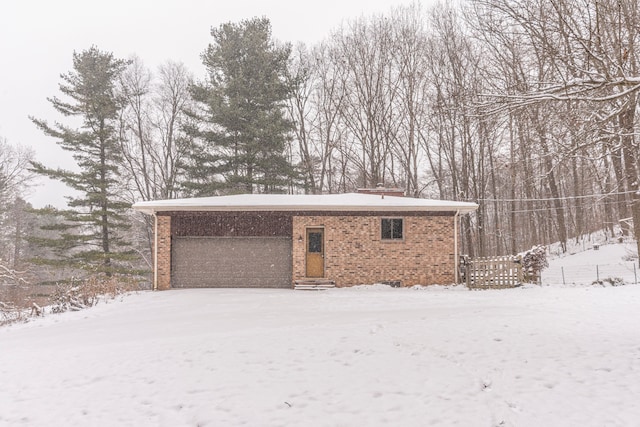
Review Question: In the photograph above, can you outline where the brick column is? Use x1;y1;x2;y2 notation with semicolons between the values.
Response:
155;214;172;290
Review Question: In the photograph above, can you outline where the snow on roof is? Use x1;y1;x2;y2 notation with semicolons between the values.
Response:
132;193;478;215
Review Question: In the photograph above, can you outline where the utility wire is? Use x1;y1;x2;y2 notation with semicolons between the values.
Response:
509;199;634;212
477;190;637;203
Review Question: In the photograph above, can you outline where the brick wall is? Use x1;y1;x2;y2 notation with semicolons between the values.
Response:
156;214;172;290
292;215;456;287
170;212;292;237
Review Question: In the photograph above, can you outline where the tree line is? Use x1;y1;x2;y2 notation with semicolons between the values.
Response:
1;1;638;286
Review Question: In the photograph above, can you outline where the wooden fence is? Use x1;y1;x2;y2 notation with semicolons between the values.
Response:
464;256;523;289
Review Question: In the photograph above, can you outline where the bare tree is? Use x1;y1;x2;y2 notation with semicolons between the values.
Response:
0;138;34;270
334;15;401;188
118;57;194;260
287;44;320;193
119;57;193;202
389;3;430;197
282;1;639;257
468;0;640;256
0;138;34;206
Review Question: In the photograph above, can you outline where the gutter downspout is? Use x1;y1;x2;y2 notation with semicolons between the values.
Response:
153;212;158;291
454;210;460;284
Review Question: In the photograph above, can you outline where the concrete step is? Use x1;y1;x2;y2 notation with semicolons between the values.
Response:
294;279;336;290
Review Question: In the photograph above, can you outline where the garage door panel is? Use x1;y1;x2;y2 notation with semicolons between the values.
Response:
172;237;292;288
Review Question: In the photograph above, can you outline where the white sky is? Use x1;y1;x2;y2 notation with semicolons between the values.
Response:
0;0;423;208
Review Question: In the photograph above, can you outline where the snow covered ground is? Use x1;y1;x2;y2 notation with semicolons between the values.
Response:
1;244;639;427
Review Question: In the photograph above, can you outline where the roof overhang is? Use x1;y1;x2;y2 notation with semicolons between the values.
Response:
132;193;479;216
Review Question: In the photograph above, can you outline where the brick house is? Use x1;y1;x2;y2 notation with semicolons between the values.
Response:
132;191;478;290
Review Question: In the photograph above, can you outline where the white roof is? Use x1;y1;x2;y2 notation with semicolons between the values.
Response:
132;193;478;215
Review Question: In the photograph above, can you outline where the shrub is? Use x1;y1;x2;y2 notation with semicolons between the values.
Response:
50;275;142;314
592;277;626;287
1;275;144;324
520;245;548;283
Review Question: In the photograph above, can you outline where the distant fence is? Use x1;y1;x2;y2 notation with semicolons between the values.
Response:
541;262;639;285
465;256;523;289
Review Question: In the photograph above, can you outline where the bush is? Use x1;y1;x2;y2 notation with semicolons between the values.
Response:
50;275;142;314
1;301;24;326
1;275;143;324
520;245;548;283
592;277;626;287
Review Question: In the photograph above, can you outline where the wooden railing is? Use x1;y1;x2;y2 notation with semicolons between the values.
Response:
465;256;523;289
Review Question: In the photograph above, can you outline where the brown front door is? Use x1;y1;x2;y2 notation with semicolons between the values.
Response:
305;228;324;277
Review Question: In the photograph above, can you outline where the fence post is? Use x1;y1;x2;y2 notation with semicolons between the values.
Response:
596;265;600;282
562;266;566;285
466;263;471;288
517;256;523;285
634;264;637;285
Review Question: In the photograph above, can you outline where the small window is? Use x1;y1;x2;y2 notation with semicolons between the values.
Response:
308;232;322;253
381;218;403;240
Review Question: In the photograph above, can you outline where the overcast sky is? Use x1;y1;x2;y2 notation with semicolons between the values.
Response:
0;0;422;208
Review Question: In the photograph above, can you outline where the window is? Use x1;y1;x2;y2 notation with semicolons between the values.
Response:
381;218;403;240
308;231;322;253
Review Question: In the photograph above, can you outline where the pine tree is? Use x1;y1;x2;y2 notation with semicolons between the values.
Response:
30;46;134;276
184;17;298;195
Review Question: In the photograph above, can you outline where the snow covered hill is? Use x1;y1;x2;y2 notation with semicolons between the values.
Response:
1;283;640;426
543;241;638;285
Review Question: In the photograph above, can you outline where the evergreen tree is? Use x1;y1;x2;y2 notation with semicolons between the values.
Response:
184;17;298;195
30;46;134;276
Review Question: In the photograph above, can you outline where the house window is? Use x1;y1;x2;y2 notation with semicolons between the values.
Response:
308;231;322;253
381;218;403;240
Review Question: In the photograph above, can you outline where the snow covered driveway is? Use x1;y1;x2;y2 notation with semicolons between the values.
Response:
2;285;640;426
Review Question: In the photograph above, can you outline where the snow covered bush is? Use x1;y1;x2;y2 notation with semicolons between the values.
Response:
0;262;34;325
0;301;24;325
1;275;143;324
0;299;39;326
51;275;142;314
51;281;97;313
592;277;626;287
520;245;549;283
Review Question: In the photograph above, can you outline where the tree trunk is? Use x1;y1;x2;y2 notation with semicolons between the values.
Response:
535;114;568;252
619;103;640;260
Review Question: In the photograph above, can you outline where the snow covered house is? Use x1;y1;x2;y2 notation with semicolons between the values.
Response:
132;191;478;290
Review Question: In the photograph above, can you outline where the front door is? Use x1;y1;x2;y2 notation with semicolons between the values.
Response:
305;228;324;277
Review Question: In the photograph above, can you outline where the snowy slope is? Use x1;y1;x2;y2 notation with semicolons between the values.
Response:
1;284;640;426
543;242;638;285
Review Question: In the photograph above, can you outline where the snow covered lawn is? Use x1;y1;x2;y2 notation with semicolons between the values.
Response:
2;285;640;426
